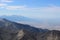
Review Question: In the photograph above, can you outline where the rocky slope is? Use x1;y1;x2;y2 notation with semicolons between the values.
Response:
0;18;60;40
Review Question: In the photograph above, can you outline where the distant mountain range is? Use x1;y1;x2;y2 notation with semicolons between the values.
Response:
0;15;40;22
0;15;60;24
0;15;60;30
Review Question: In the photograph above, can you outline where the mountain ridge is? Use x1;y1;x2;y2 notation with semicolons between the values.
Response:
0;18;60;40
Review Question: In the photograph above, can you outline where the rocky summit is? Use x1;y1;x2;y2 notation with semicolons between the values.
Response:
0;18;60;40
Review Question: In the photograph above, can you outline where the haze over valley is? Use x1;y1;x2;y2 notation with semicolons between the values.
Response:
0;15;60;30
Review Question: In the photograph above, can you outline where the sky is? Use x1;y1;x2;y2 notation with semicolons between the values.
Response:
0;0;60;19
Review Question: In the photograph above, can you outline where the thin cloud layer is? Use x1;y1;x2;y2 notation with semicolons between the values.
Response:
0;3;6;7
6;5;26;10
1;0;13;3
5;5;60;13
0;4;59;12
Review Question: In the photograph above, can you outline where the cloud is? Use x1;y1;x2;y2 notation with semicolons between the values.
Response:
1;0;13;3
0;3;7;8
6;5;27;10
5;5;60;12
0;3;60;12
0;3;7;7
0;0;13;8
24;6;60;12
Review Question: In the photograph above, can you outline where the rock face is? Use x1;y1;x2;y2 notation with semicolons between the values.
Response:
0;28;37;40
0;18;60;40
36;30;60;40
47;30;60;40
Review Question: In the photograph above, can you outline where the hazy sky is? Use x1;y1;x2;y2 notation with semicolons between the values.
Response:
0;0;60;19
